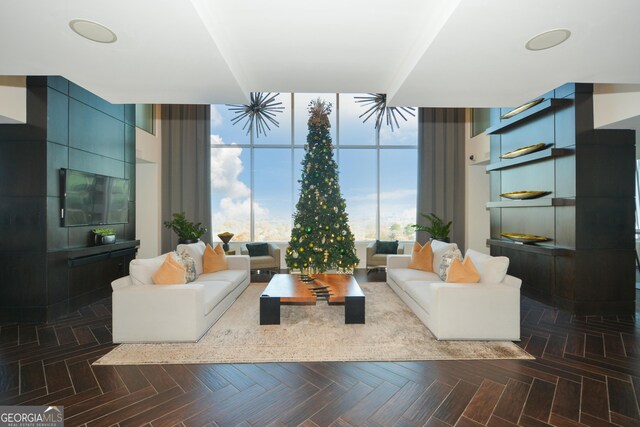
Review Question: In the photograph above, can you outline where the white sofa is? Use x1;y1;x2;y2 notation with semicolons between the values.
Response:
386;241;521;341
111;242;250;343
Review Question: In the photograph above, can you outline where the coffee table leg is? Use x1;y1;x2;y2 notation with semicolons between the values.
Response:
345;296;365;324
260;295;280;325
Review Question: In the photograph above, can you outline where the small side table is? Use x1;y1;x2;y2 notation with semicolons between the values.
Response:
225;250;236;255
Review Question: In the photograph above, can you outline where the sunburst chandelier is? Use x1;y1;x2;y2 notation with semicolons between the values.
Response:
227;92;284;138
354;93;416;132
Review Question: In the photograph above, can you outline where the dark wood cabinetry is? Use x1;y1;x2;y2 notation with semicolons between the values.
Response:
0;76;136;322
487;83;635;314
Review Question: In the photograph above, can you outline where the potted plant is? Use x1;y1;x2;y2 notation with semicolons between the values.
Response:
164;212;207;244
411;213;452;243
93;228;116;245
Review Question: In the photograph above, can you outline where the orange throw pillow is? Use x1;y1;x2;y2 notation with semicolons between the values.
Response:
408;241;433;272
151;254;186;285
203;243;228;273
446;257;480;283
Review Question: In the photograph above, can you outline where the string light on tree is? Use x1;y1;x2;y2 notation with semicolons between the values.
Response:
285;98;359;273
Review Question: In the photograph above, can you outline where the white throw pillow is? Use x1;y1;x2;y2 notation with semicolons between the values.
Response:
465;249;510;284
430;240;458;274
129;253;169;285
177;241;206;276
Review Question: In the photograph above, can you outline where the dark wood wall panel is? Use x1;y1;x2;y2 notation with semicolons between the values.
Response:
0;254;47;307
69;83;125;121
500;161;554;194
46;141;68;197
488;83;635;315
501;208;555;239
47;88;69;145
575;198;635;250
0;140;46;197
554;152;575;197
499;115;555;154
0;196;47;252
68;147;125;178
69;99;126;161
0;76;137;322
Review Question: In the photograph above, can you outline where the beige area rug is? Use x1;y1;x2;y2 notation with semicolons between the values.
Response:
95;283;532;365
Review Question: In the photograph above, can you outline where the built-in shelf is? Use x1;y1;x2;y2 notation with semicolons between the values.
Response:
487;238;574;256
486;198;575;208
66;239;140;260
486;98;571;135
486;148;573;172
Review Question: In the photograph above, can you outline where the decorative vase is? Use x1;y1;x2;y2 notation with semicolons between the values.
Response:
101;235;116;245
217;232;234;252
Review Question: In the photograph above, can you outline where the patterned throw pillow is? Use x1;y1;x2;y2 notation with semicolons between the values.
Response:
175;250;197;282
438;247;463;281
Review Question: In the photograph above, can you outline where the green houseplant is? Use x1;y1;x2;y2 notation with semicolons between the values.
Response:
163;212;207;244
93;227;116;245
411;212;452;242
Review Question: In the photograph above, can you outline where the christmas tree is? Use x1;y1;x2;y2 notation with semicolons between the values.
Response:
285;99;359;273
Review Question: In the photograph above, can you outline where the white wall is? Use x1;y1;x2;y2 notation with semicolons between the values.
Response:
464;109;491;254
0;76;26;124
135;105;162;258
593;84;640;158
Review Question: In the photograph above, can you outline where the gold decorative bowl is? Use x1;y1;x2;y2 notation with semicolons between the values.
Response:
500;191;551;200
500;142;547;159
501;233;551;244
500;98;545;120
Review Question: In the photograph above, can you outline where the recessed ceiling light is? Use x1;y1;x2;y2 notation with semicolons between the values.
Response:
69;19;117;44
525;29;571;51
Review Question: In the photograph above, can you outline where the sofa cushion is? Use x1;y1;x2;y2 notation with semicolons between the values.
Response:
151;254;186;285
246;242;269;257
177;241;206;275
446;257;480;283
376;240;398;254
408;241;433;272
430;240;458;273
130;253;169;285
465;249;509;284
403;282;437;314
204;243;227;273
196;269;248;289
388;268;441;292
201;281;236;315
249;255;278;270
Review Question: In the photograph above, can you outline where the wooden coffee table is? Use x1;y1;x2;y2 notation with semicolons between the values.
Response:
260;273;365;325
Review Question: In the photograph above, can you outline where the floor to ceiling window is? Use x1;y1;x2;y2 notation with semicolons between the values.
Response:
210;93;417;242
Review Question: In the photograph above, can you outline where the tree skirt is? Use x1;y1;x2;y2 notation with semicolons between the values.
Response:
94;283;532;365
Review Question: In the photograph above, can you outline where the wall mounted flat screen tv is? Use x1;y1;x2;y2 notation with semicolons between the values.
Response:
60;168;130;226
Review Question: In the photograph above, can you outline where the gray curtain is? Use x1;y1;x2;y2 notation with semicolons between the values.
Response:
417;108;466;250
161;105;212;252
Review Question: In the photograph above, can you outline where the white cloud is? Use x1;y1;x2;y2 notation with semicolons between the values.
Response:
211;134;270;237
210;105;223;128
210;135;250;199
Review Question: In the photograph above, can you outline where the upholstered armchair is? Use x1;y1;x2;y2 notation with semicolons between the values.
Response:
241;242;281;273
366;240;405;272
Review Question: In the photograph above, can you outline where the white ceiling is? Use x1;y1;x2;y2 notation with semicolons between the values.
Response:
1;0;639;107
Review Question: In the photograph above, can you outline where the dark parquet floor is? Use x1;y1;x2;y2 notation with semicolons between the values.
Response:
1;270;639;427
